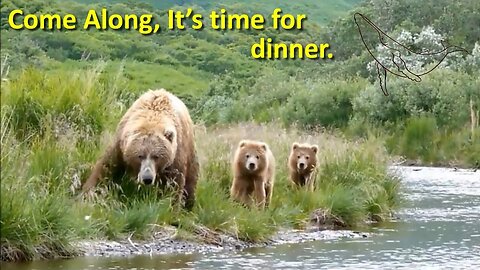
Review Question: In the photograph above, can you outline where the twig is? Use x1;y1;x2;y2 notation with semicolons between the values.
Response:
127;232;140;251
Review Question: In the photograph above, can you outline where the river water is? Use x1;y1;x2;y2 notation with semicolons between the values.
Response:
2;166;480;269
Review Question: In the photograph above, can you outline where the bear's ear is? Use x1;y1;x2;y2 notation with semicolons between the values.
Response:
239;140;247;148
164;129;175;142
292;142;299;150
261;143;268;151
311;145;318;154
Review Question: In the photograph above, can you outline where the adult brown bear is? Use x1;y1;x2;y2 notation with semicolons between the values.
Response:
82;89;199;210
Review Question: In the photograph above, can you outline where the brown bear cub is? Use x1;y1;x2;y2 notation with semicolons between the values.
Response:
230;140;275;209
288;142;318;190
82;89;199;210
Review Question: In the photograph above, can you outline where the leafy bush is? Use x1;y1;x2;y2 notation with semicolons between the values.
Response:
281;78;367;128
353;69;478;130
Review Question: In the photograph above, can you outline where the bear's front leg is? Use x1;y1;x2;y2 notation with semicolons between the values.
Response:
231;179;252;207
264;182;273;208
173;171;186;210
306;172;317;191
82;159;104;193
230;179;243;202
161;168;186;210
82;143;121;194
253;178;266;209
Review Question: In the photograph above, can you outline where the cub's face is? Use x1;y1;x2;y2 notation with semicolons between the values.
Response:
290;143;318;173
236;140;268;174
123;128;177;185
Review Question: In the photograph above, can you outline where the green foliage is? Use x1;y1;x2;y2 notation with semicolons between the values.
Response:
196;71;369;128
281;78;367;128
0;0;336;97
0;111;79;262
321;0;479;60
389;116;480;166
83;0;362;25
399;116;439;162
350;68;480;166
1;65;125;139
318;137;401;223
353;70;477;129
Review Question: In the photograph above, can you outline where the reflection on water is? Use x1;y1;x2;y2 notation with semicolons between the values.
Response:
2;166;479;269
0;253;200;270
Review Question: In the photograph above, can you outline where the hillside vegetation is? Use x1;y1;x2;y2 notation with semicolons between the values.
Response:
1;0;338;97
84;0;362;25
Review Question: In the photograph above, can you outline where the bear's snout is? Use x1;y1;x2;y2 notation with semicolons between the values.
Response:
142;174;154;185
140;168;155;185
139;159;156;185
248;162;256;170
297;156;308;171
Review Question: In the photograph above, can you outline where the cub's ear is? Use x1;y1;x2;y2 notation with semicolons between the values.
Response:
261;143;268;151
292;142;299;150
164;129;175;142
239;140;247;148
311;145;318;154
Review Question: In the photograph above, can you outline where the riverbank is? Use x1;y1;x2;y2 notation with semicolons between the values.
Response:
392;157;480;170
76;226;369;257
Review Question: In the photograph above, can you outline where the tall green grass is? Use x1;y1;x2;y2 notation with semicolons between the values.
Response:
384;115;480;167
0;68;401;262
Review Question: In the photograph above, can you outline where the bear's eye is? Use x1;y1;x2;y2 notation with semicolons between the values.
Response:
306;156;310;160
164;130;174;142
246;154;250;158
297;155;301;159
152;154;159;160
256;155;259;159
138;154;145;160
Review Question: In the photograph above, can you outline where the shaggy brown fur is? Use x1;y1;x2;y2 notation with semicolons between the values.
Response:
82;89;199;210
230;140;275;209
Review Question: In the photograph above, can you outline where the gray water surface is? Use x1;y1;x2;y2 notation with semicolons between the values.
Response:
3;166;480;269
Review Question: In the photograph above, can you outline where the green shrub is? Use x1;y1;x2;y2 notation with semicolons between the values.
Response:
398;116;439;162
352;70;477;130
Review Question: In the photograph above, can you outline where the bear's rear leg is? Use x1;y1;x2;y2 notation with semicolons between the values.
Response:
183;155;199;211
183;183;196;211
265;183;273;208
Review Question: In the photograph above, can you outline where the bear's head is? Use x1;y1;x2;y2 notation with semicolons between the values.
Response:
235;140;269;174
122;120;177;186
289;142;318;173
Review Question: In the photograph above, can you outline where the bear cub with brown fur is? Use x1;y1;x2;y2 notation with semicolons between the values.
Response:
230;140;275;209
288;142;318;190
